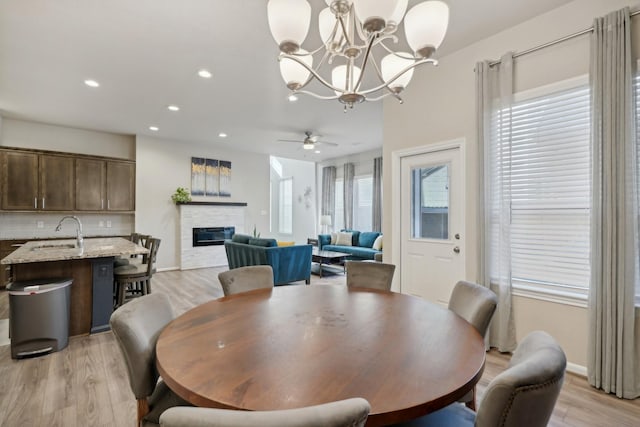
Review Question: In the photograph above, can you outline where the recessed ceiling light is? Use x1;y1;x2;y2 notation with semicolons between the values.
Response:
84;79;100;88
167;105;180;112
198;69;212;79
218;132;228;138
288;94;298;102
315;150;321;154
149;126;159;132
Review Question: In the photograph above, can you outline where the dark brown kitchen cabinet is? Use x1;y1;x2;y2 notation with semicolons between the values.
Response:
1;151;74;211
1;150;39;210
106;161;135;211
39;154;75;210
75;158;107;211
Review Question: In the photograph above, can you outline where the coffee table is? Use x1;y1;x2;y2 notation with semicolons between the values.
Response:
311;247;350;277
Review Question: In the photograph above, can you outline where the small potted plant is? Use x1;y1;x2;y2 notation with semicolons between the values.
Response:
171;187;192;204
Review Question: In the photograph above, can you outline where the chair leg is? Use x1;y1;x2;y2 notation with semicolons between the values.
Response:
465;387;477;411
137;397;149;426
117;280;127;307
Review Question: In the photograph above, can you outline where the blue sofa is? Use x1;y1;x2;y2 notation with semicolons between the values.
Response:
318;230;381;261
224;234;312;285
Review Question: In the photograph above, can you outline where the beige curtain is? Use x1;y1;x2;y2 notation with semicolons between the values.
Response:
343;163;355;229
475;52;517;352
588;7;640;399
372;157;382;232
321;166;336;226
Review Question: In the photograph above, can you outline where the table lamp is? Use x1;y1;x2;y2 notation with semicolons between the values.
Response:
320;215;332;234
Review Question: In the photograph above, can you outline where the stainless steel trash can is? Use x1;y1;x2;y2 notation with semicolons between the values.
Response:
7;277;72;359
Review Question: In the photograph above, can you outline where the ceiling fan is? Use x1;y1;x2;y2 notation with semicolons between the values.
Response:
277;131;338;150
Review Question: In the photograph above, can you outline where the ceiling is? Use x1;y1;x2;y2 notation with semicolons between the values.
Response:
0;0;573;162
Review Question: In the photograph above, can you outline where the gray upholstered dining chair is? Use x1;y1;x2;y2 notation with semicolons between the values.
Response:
110;293;190;427
391;330;566;427
448;280;498;410
345;261;396;291
218;265;274;296
159;398;371;427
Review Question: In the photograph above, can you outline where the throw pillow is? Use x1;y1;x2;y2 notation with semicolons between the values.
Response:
336;232;353;246
330;232;338;245
277;241;295;247
248;238;278;247
372;235;383;251
341;229;360;246
231;234;251;244
359;232;380;248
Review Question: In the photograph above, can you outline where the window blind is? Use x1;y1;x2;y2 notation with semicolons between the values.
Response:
491;84;591;300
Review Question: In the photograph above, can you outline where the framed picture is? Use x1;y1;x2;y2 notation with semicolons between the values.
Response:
205;159;219;196
191;157;206;196
219;160;232;197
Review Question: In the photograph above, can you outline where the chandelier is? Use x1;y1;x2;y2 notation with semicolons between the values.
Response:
267;0;449;110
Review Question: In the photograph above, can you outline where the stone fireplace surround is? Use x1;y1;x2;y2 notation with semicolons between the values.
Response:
179;202;246;270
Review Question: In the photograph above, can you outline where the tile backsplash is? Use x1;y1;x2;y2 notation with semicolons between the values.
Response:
0;213;134;240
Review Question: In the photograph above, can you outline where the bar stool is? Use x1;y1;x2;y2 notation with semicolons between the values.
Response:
114;237;161;307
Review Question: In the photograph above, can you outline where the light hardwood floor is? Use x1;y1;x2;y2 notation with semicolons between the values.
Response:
0;267;639;426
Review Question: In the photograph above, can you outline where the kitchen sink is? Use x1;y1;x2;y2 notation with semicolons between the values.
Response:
31;243;76;251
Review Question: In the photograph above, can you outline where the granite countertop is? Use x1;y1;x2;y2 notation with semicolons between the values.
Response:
1;237;148;265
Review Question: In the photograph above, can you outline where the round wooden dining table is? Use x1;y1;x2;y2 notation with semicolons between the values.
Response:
156;285;486;426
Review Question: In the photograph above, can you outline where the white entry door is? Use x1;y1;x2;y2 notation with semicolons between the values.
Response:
399;145;465;305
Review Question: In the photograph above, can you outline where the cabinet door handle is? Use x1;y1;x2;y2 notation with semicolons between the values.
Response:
107;200;110;209
101;199;104;209
34;198;37;209
42;198;45;209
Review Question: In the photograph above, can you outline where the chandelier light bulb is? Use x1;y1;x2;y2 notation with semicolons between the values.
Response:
332;64;362;96
267;0;311;53
388;0;408;29
381;53;414;92
279;49;313;89
352;0;400;32
404;0;449;58
319;7;335;45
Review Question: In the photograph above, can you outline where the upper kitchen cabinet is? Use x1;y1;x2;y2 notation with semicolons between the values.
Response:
1;150;39;210
75;158;106;211
1;150;74;211
106;161;135;211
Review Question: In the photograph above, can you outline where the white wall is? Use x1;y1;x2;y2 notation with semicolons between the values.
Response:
269;156;317;243
136;135;270;270
383;0;638;370
1;117;134;159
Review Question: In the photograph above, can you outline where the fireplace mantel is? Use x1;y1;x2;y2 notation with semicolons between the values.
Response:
177;201;247;207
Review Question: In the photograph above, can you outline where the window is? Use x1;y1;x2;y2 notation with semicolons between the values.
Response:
412;165;449;240
353;175;373;231
634;74;640;303
334;178;344;231
490;80;591;303
279;178;292;234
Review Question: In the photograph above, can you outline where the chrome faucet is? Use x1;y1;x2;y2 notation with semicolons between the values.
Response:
55;215;84;249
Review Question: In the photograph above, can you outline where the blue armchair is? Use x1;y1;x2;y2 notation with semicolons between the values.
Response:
224;235;312;286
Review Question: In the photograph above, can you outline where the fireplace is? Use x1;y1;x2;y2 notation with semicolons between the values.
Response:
192;227;235;247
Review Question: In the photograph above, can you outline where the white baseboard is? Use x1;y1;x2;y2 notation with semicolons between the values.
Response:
566;362;587;377
157;266;180;272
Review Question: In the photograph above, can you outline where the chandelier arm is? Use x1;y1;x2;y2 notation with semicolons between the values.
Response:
367;50;389;86
377;40;416;59
366;92;395;102
358;58;437;95
280;54;345;93
338;15;354;47
294;90;341;101
298;50;332;89
353;34;377;92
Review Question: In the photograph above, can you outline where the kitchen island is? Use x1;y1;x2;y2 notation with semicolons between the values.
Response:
1;237;148;336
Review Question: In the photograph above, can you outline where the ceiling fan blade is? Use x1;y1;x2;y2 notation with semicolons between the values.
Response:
276;139;302;144
309;135;320;143
317;141;339;147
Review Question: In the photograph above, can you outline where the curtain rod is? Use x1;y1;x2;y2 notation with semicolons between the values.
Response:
489;8;640;67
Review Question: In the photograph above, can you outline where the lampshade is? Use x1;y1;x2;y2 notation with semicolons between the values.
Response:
320;215;332;226
353;0;400;28
381;53;414;91
332;64;362;95
404;1;449;58
388;0;408;28
267;0;311;52
279;49;313;89
319;7;335;45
